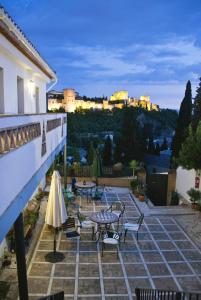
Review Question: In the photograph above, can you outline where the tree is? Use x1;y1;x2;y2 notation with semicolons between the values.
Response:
129;160;140;177
160;137;168;151
87;141;94;165
155;143;160;155
172;80;192;159
102;135;112;166
147;138;155;154
176;122;201;170
192;78;201;131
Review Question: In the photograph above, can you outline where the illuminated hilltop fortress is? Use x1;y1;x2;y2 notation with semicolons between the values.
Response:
48;89;159;112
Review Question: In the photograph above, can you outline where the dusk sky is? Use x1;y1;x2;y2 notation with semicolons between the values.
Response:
1;0;201;108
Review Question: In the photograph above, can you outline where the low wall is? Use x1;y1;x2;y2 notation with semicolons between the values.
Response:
47;176;131;188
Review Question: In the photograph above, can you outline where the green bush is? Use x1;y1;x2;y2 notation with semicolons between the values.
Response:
130;179;139;191
187;188;201;204
171;191;179;205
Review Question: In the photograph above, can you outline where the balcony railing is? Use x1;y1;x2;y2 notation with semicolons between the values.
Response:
0;113;67;156
0;122;41;154
135;288;201;300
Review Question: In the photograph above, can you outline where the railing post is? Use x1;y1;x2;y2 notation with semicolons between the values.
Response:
14;213;29;300
135;288;140;300
64;143;67;189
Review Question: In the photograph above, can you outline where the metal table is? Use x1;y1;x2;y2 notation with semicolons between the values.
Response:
90;211;119;242
75;181;96;201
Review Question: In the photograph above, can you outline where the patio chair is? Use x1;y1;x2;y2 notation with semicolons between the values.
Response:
77;211;95;239
62;217;80;239
124;214;144;242
91;185;105;200
101;230;122;258
63;188;75;202
106;201;125;228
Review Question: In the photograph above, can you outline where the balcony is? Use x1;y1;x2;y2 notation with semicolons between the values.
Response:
0;113;67;242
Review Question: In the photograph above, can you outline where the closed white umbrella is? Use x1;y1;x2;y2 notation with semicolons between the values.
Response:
45;170;67;262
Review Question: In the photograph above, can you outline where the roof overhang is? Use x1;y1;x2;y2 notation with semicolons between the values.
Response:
0;6;56;80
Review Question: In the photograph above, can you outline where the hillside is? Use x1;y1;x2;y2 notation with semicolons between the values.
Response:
68;107;178;146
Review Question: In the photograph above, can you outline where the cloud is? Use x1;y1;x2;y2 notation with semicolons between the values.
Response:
57;36;201;80
62;45;153;77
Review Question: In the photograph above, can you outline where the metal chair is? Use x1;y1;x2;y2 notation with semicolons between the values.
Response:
77;211;95;239
106;201;125;228
124;214;144;242
62;217;80;239
101;230;122;258
91;185;105;200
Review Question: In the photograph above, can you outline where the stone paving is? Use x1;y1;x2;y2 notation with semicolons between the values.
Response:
27;190;201;299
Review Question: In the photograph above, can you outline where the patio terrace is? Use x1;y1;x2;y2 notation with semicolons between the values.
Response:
27;189;201;299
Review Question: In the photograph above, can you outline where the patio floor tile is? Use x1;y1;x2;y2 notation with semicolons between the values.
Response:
103;278;127;294
181;250;201;261
121;252;142;263
51;278;75;294
169;262;193;275
151;232;170;240
29;263;52;276
79;264;99;277
59;240;78;251
190;262;201;275
147;263;170;276
78;278;101;294
125;263;148;277
142;251;164;263
156;241;176;250
174;240;195;250
54;264;76;277
102;264;124;277
79;252;98;263
128;278;152;292
152;277;178;290
28;278;49;294
162;251;184;262
177;276;201;291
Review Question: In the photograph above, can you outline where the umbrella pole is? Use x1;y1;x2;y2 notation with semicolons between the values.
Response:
54;228;57;254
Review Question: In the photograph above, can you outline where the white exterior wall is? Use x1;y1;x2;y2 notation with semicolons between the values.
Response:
0;113;66;219
0;34;48;114
176;167;200;202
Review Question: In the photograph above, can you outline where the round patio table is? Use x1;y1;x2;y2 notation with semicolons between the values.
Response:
75;181;96;189
90;211;118;242
75;181;96;201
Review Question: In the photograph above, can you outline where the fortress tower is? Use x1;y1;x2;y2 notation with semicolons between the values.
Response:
63;88;76;112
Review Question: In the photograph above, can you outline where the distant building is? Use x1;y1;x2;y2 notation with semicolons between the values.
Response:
48;89;159;112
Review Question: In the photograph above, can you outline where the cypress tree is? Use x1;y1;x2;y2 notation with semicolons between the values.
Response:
172;80;192;159
177;122;201;170
87;141;94;165
102;135;112;166
192;78;201;131
161;137;168;151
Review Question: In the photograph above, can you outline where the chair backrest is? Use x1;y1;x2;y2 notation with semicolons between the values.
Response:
137;214;144;229
62;217;76;233
111;201;125;214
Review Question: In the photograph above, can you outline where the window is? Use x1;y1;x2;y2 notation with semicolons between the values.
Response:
35;86;40;113
17;76;24;114
0;67;4;113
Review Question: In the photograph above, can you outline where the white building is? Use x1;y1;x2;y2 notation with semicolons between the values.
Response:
0;7;67;296
176;167;200;202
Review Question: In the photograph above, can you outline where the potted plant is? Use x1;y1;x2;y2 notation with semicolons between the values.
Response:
187;188;201;209
138;190;145;202
171;191;179;205
130;179;139;197
129;160;140;178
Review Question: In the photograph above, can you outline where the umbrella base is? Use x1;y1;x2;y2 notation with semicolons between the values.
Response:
45;251;65;263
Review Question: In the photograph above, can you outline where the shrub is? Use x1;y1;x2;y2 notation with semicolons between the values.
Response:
171;191;179;205
187;188;201;204
130;179;139;191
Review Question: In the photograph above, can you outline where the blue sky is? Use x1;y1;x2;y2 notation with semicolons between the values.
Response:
1;0;201;108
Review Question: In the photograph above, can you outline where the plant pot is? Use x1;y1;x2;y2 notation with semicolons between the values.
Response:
139;195;145;202
191;203;198;210
133;191;139;198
